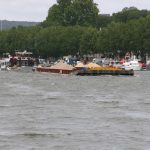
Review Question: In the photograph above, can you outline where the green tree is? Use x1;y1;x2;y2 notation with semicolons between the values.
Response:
80;28;98;55
96;14;112;28
42;0;99;27
112;7;150;23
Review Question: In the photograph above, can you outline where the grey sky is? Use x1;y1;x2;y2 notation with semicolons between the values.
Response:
0;0;150;21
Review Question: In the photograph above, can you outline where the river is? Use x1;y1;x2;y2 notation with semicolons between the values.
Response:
0;70;150;150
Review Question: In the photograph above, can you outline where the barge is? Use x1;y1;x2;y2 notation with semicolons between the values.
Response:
34;61;77;74
34;61;134;76
76;68;134;76
75;62;134;76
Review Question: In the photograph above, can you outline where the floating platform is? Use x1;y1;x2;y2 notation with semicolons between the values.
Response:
76;69;134;76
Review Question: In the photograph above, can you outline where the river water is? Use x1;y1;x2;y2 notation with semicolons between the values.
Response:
0;70;150;150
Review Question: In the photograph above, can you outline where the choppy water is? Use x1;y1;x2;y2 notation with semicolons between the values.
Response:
0;69;150;150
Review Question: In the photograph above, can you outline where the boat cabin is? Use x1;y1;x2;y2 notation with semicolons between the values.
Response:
11;50;34;66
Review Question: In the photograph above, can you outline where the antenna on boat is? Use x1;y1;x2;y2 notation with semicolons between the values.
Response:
0;20;2;31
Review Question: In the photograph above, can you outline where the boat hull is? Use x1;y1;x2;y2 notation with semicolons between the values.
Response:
76;69;134;76
35;67;76;74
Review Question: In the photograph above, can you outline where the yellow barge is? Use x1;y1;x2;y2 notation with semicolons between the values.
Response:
76;67;134;76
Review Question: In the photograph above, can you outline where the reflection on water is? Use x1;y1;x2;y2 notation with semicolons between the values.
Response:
0;70;150;150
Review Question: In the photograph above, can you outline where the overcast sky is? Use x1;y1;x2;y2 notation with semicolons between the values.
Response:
0;0;150;22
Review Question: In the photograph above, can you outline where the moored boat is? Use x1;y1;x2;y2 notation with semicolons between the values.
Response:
0;59;11;71
121;56;142;71
0;53;11;71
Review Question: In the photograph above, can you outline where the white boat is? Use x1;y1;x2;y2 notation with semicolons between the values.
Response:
122;56;142;71
14;50;34;66
0;58;11;71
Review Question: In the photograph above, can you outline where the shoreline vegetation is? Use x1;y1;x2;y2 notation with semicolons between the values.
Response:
0;1;150;61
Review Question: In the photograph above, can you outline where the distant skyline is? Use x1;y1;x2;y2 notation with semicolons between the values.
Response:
0;0;150;22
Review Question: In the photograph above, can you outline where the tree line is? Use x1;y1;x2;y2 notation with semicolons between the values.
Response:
0;0;150;59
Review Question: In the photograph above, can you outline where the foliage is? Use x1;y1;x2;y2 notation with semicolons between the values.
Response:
0;4;150;58
96;14;112;29
112;7;150;23
42;0;99;27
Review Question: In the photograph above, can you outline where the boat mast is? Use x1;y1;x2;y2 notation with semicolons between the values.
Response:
0;20;2;31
